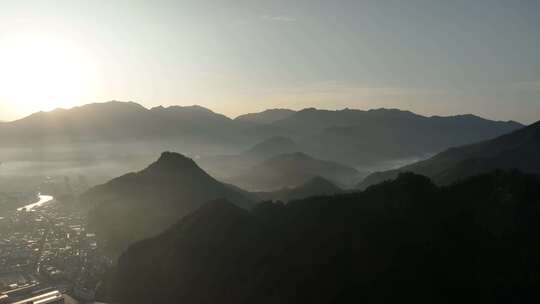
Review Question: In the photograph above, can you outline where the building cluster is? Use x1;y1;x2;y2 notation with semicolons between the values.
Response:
0;198;111;303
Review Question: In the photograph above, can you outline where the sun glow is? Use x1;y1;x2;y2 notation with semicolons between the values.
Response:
0;31;102;116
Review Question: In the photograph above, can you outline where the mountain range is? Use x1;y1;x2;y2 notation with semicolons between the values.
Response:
1;102;237;143
196;136;300;181
58;102;538;303
82;150;355;255
235;108;296;124
82;151;253;255
243;136;299;160
286;109;522;165
99;170;540;304
254;176;343;202
0;101;522;178
228;152;361;190
359;120;540;188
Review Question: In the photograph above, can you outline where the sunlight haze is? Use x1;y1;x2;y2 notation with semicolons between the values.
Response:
0;30;102;116
0;0;539;123
1;2;540;303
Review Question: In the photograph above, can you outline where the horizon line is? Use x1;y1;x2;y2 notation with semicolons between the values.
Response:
3;100;526;125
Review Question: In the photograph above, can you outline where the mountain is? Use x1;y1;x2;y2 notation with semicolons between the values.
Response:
83;151;253;255
243;136;299;160
148;104;235;134
0;103;520;155
276;108;522;165
359;121;540;188
99;199;262;304
99;170;540;304
255;176;342;202
0;102;522;182
0;101;246;152
235;108;296;124
229;152;361;191
0;101;255;183
197;136;300;181
275;108;520;135
1;101;148;144
200;108;520;182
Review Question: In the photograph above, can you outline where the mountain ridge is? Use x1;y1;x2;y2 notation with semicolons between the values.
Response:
234;108;296;124
0;101;523;178
229;152;361;191
83;151;254;256
100;170;540;304
255;176;343;202
359;120;540;188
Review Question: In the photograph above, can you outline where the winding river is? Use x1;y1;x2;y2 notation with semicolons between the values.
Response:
17;194;54;211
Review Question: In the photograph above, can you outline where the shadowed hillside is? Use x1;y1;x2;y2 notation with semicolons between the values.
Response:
255;176;342;202
99;170;540;304
83;152;253;255
359;120;540;188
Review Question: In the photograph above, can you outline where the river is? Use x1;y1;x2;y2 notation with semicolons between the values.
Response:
17;194;55;211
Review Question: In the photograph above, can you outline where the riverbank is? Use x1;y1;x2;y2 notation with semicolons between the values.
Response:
17;194;54;211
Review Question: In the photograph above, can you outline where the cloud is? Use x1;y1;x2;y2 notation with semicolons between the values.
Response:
260;15;296;22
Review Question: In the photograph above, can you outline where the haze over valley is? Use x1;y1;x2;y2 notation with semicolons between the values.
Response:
0;101;522;190
1;1;540;303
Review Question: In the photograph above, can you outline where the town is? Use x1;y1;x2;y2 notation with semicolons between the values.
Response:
0;195;111;303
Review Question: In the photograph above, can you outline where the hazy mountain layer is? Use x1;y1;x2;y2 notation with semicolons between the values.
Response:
0;102;241;144
235;109;296;124
278;108;522;164
229;152;361;191
0;102;521;168
254;176;343;202
243;136;299;160
83;152;253;256
359;120;540;188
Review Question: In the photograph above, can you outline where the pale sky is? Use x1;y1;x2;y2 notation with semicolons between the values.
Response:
0;0;539;123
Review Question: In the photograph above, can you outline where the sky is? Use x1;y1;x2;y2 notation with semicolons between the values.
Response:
0;0;539;123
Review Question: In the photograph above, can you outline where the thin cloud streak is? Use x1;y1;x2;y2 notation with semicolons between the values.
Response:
260;15;296;22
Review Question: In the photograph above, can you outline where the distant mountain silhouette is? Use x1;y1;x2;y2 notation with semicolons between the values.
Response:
255;176;342;202
229;152;361;191
0;101;245;150
235;108;296;124
274;108;522;165
198;136;300;181
1;102;519;156
243;136;299;160
0;102;522;179
83;151;253;255
99;170;540;304
359;121;540;188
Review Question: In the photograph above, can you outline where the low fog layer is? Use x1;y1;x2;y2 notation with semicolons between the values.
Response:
0;101;522;200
